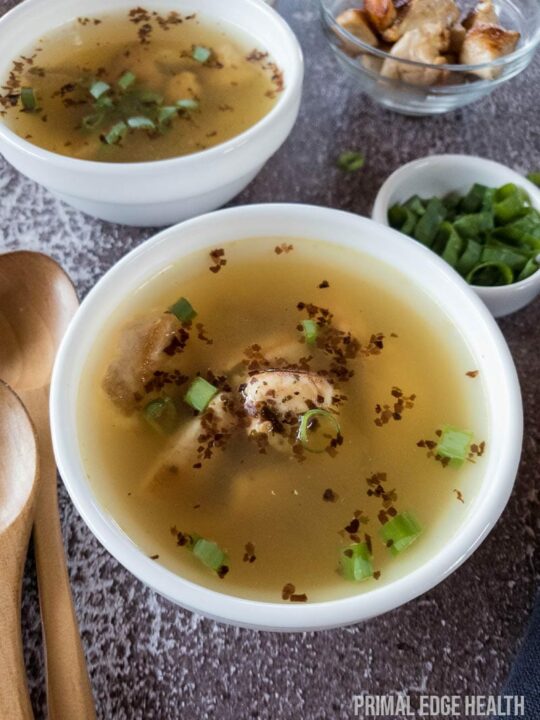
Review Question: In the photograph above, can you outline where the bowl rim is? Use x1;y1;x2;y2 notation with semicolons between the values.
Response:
50;203;523;630
319;0;540;75
0;0;303;172
371;154;540;294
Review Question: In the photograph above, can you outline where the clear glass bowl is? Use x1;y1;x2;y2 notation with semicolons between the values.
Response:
320;0;540;115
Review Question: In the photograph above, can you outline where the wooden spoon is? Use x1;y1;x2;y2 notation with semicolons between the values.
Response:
0;381;38;720
0;252;96;720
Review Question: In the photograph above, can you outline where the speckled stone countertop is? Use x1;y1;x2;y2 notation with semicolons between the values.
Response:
1;1;539;718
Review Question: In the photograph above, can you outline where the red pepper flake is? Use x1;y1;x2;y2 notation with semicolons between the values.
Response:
290;594;308;603
361;333;385;357
373;571;381;580
247;49;269;62
217;565;229;579
274;243;294;255
453;489;465;503
195;322;213;346
243;542;256;563
364;533;373;554
209;248;227;273
282;582;295;600
345;517;360;534
323;488;339;502
149;554;159;560
318;280;330;289
466;370;479;378
468;441;486;461
374;387;416;426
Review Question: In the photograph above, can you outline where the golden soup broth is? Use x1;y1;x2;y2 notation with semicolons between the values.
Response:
79;238;488;603
0;9;281;162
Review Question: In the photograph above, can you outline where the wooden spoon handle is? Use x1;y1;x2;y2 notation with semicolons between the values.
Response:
0;523;35;720
29;392;96;720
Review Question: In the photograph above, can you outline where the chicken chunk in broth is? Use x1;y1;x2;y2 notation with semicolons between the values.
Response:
79;237;488;602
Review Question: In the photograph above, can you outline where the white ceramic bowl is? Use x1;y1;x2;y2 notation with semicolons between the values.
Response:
372;155;540;318
50;204;523;631
0;0;303;227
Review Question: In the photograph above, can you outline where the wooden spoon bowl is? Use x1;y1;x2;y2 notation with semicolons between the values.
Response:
0;380;38;720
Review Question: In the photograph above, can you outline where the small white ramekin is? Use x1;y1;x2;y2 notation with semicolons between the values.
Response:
50;204;523;631
372;155;540;318
0;0;303;226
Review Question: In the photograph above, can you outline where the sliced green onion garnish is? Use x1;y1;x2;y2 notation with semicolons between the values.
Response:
493;184;530;224
453;211;493;239
466;261;514;286
380;511;422;557
168;296;197;323
118;71;136;91
481;244;528;272
176;98;200;111
127;116;155;130
339;542;373;582
460;183;489;214
404;195;426;216
456;239;483;276
414;198;446;247
517;257;540;281
297;409;340;453
436;425;474;467
302;319;318;345
193;538;228;572
95;95;114;109
82;112;105;131
184;377;218;413
143;397;178;434
337;150;364;173
103;121;128;145
527;172;540;188
138;90;164;105
438;222;463;268
157;106;179;127
89;80;111;100
20;87;37;111
192;45;212;63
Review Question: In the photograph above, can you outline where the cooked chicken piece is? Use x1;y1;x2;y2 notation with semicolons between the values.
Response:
244;370;336;451
460;24;520;79
364;0;397;32
463;0;500;30
362;54;384;74
243;370;334;417
141;391;238;496
382;0;460;43
381;23;450;85
336;8;378;47
205;43;256;87
165;71;201;102
103;314;179;414
141;370;337;494
114;45;165;88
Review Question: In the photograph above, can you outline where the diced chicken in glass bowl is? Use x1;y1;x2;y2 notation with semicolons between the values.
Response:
320;0;540;114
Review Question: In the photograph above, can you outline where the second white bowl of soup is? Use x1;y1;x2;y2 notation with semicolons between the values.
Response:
0;0;303;226
50;204;522;631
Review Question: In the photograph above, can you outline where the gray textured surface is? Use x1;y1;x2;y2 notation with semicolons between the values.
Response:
0;1;538;718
